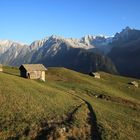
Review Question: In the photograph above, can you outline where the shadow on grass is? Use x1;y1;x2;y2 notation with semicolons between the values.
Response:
3;71;20;77
84;100;102;140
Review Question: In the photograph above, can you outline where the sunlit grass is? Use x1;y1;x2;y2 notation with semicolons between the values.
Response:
46;67;140;140
0;66;140;139
0;68;81;139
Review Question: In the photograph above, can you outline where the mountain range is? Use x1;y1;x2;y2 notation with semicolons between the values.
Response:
0;27;140;78
0;35;117;74
108;27;140;78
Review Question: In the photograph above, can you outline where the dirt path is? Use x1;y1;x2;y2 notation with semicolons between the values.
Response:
84;100;102;140
34;102;86;140
67;90;102;140
34;90;102;140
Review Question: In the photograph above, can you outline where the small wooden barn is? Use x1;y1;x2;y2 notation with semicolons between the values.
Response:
129;81;139;88
19;64;47;81
89;72;101;79
0;64;3;72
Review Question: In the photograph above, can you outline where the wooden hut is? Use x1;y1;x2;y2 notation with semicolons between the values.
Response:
89;72;101;79
129;81;139;88
19;64;47;81
0;64;3;72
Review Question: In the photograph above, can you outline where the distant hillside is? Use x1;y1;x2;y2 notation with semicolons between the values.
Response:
30;40;117;74
0;36;117;74
0;66;140;140
1;27;140;77
108;27;140;78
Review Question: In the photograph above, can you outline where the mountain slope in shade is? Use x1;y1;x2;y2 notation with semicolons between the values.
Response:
29;36;117;73
108;27;140;78
0;36;117;74
31;41;117;74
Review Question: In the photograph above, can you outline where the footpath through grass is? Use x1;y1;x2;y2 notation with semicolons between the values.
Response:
46;67;140;140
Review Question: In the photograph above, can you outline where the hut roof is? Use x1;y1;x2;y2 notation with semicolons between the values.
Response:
20;64;47;71
93;72;100;76
0;64;2;67
129;81;139;87
89;72;101;78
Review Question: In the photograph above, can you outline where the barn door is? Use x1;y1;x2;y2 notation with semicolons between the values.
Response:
27;73;30;79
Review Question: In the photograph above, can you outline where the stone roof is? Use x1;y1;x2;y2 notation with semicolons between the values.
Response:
19;64;47;71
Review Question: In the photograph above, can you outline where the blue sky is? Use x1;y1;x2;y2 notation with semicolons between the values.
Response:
0;0;140;44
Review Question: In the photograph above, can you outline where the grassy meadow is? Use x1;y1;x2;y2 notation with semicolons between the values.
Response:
0;66;140;139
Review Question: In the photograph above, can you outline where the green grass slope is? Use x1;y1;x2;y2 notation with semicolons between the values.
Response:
0;66;140;140
0;67;83;139
46;67;140;140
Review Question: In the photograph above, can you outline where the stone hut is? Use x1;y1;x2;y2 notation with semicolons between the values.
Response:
89;72;101;79
19;64;47;81
0;64;3;72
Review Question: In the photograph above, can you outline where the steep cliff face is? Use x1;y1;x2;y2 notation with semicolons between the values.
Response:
108;27;140;78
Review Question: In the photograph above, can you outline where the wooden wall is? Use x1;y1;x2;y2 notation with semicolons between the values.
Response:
0;68;3;72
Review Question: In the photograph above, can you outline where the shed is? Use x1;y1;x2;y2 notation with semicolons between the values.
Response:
89;72;101;79
0;64;3;72
129;81;139;88
19;64;47;81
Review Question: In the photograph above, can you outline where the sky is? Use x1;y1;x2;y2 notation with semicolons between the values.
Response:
0;0;140;44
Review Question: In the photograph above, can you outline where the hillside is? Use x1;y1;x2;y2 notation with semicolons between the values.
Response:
0;37;117;74
0;66;140;140
1;27;140;78
108;27;140;78
31;46;117;74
